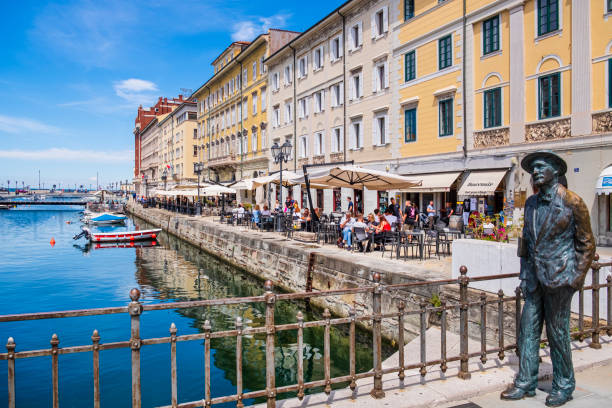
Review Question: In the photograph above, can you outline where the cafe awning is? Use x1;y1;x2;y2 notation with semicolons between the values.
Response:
457;170;508;198
400;172;462;193
294;165;421;190
596;166;612;195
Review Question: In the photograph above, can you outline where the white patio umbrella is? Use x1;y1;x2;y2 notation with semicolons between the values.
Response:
202;185;236;196
295;165;422;190
251;171;301;188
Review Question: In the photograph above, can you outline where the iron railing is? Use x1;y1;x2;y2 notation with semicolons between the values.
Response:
1;257;610;408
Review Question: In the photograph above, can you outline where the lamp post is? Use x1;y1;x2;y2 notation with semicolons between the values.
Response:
161;168;168;191
193;162;204;215
271;140;292;221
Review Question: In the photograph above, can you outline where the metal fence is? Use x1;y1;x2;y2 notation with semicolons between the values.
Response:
1;257;610;408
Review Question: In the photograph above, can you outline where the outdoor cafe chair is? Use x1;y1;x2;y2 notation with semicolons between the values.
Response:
352;227;370;252
380;230;400;259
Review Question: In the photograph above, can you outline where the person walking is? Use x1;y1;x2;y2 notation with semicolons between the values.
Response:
500;151;595;407
346;196;354;213
403;200;419;230
426;201;436;229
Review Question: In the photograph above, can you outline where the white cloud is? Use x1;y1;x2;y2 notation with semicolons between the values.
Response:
231;14;291;41
0;148;133;163
0;114;60;134
113;79;159;106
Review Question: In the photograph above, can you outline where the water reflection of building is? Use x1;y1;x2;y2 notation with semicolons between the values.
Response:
132;229;392;399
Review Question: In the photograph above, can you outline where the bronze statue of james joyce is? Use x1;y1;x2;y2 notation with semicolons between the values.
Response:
500;151;596;406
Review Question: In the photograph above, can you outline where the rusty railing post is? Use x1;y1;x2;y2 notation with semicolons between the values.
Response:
204;320;212;407
440;297;447;373
296;312;305;400
419;301;427;377
578;285;585;341
514;286;522;357
7;337;15;408
607;275;612;336
235;317;244;408
458;266;471;380
51;333;60;408
323;308;332;394
92;330;101;408
497;290;505;360
264;280;276;408
479;292;487;364
370;272;385;399
128;288;143;408
348;307;357;391
590;254;601;349
397;301;405;381
170;323;178;408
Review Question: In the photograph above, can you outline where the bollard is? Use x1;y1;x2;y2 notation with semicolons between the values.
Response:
369;272;385;399
128;288;143;408
458;266;471;380
590;254;601;349
264;280;276;408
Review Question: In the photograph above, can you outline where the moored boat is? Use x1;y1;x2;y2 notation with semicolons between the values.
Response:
81;212;127;225
74;227;162;243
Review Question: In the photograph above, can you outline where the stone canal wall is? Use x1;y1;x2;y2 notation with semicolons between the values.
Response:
127;203;517;345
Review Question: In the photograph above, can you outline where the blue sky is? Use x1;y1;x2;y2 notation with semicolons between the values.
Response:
0;0;344;189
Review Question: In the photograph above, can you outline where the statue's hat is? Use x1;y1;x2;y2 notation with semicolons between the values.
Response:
521;150;567;176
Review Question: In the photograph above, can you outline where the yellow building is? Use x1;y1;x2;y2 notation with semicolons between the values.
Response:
157;101;199;187
192;29;299;184
392;0;612;245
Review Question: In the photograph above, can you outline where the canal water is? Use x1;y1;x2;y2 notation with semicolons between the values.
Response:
0;205;392;407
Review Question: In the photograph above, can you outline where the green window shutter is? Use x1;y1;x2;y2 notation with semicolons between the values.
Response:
538;0;559;36
484;88;501;128
538;73;561;119
439;36;452;70
609;0;612;13
405;51;415;81
404;0;414;20
404;108;416;142
439;99;453;137
483;15;500;55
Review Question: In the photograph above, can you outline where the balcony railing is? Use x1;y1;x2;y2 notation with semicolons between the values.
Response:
1;259;610;408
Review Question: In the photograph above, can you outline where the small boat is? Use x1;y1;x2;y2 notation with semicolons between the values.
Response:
82;212;127;225
74;227;162;243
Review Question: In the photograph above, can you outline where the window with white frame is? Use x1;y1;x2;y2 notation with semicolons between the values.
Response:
298;55;308;78
331;83;343;107
242;135;248;154
261;88;267;112
252;62;257;80
231;106;236;125
261;129;267;149
284;101;292;124
272;72;280;91
242;69;247;87
284;64;292;85
252;132;257;152
221;112;225;129
349;22;363;51
374;60;388;93
226;109;230;128
373;111;389;145
299;135;308;158
260;56;266;74
372;7;389;39
331;126;343;153
313;46;324;70
350;118;363;149
314;90;325;113
298;97;309;119
252;92;258;115
273;105;280;128
314;131;324;156
236;102;242;122
242;98;248;120
330;35;343;62
350;70;363;100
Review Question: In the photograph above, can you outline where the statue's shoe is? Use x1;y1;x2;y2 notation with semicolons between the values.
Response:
545;391;573;407
500;386;536;400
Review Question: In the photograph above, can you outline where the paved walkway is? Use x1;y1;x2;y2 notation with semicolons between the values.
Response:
255;333;612;408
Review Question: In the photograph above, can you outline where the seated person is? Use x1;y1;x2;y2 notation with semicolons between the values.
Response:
384;208;397;228
352;213;370;252
301;208;312;231
373;208;380;225
236;204;245;218
370;214;391;250
339;211;355;249
292;203;301;218
261;205;271;216
252;204;261;225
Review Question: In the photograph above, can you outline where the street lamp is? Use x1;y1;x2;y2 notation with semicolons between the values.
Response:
161;168;168;191
271;140;292;214
193;162;204;214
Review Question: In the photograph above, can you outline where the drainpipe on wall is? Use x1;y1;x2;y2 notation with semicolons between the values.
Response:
240;61;244;181
337;10;347;163
289;45;297;173
462;0;468;160
205;86;211;180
